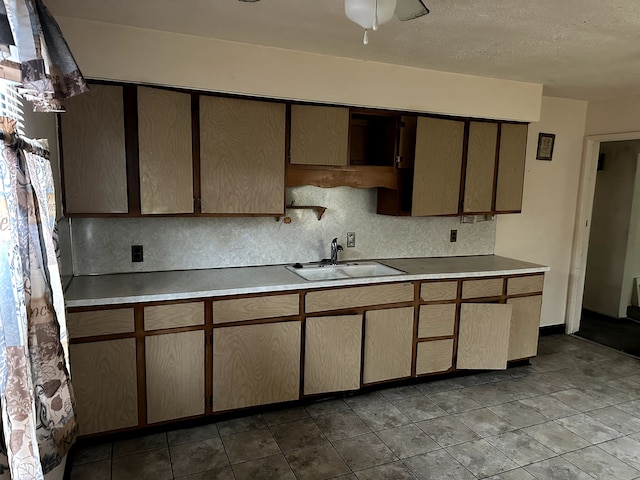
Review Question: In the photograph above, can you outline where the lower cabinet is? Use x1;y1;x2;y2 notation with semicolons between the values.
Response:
70;339;138;435
146;330;205;423
304;315;362;395
68;272;544;436
457;303;513;370
507;295;543;361
362;307;413;384
212;321;301;412
416;339;454;375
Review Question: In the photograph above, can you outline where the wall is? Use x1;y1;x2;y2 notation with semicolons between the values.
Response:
583;141;640;317
71;186;496;275
495;96;588;327
55;17;542;122
586;94;640;136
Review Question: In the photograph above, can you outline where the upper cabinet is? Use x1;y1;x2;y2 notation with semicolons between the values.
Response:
61;84;128;214
286;107;399;189
60;83;286;217
463;121;498;214
199;96;286;215
138;87;194;214
495;123;528;213
377;116;528;217
289;104;349;166
412;117;465;216
60;81;527;219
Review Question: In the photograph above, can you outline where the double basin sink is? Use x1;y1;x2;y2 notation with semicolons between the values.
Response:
286;261;405;281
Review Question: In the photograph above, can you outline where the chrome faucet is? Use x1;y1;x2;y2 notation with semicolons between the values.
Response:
330;237;343;265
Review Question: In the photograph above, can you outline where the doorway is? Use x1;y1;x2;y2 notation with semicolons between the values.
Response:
575;140;640;355
565;132;640;352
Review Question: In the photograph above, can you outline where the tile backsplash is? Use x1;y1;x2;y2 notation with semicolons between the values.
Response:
70;186;496;275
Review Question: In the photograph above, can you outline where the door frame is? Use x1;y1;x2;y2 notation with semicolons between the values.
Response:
565;131;640;333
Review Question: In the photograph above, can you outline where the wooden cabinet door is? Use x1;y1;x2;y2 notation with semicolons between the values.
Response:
507;295;542;361
304;314;362;395
70;338;138;435
290;105;349;166
213;321;300;411
416;339;454;375
464;121;498;214
138;87;193;214
146;330;205;423
363;307;413;384
200;96;286;214
495;123;528;212
412;117;465;216
457;303;512;370
61;84;128;214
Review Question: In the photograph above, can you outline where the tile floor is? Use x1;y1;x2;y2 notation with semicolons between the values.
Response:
70;334;640;479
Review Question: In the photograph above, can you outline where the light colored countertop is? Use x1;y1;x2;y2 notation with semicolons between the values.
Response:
64;255;549;308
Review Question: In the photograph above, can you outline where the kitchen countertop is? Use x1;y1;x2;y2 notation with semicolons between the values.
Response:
64;255;549;308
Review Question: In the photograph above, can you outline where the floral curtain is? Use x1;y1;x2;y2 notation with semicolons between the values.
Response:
0;136;76;479
0;0;88;112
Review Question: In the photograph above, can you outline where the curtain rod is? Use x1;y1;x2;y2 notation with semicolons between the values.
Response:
0;130;50;159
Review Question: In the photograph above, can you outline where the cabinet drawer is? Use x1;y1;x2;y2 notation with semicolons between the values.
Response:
144;302;204;330
213;294;299;324
68;308;135;338
305;283;413;313
507;275;544;295
420;281;457;302
415;339;454;375
461;278;503;299
418;304;456;338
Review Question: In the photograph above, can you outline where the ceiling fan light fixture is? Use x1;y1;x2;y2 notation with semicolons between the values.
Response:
345;0;397;30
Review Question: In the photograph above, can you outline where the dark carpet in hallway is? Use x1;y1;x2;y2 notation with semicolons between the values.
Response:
576;309;640;357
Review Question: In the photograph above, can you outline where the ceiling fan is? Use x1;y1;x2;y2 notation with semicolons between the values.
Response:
238;0;430;45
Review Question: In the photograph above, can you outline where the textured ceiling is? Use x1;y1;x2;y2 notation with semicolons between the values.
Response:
47;0;640;101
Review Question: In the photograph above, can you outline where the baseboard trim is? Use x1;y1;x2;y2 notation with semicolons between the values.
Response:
539;324;565;336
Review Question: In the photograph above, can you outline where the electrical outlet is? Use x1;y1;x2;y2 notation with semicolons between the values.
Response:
131;245;144;262
450;230;457;242
347;232;356;248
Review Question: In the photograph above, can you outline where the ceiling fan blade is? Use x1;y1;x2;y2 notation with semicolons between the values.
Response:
394;0;430;21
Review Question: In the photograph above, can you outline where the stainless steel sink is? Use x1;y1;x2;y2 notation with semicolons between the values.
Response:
286;261;405;281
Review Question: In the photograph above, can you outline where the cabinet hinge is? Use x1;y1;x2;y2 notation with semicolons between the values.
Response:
397;121;405;129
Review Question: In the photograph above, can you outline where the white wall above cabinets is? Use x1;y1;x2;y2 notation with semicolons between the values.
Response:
69;185;496;275
57;17;542;122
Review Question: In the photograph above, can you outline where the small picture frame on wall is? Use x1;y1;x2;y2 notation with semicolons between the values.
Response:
536;133;555;161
